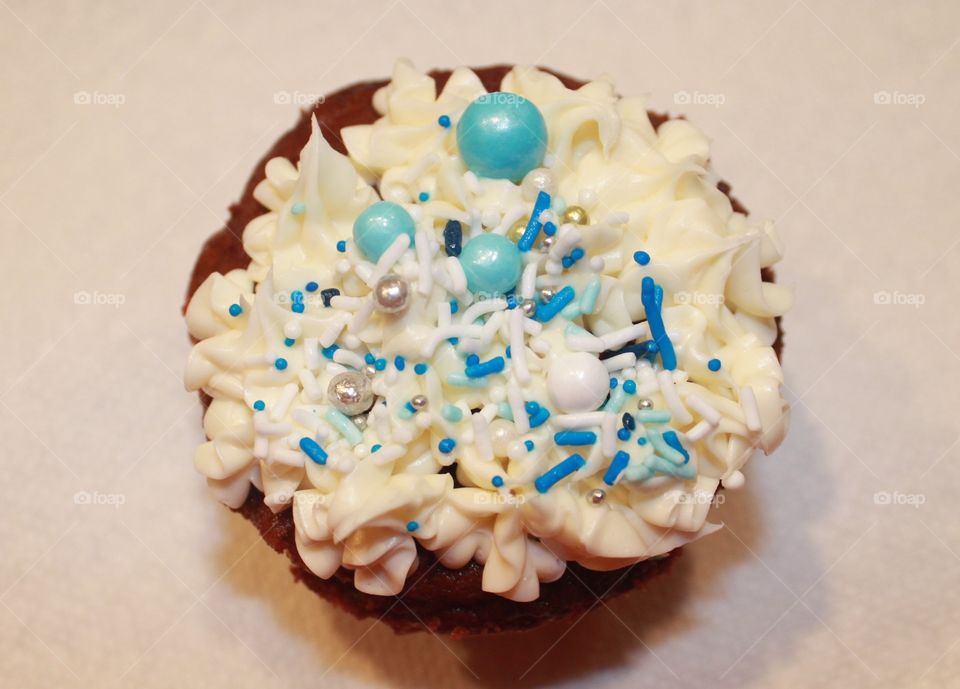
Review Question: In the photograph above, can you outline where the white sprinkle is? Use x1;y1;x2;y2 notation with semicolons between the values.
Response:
348;298;375;333
336;259;351;274
253;413;291;436
481;208;500;228
461;296;507;324
354;263;373;284
438;301;452;328
472;413;493;461
291;408;324;434
303;337;321;369
507;385;529;433
325;362;348;375
554;412;608;428
493;204;527;235
600;323;651;350
422;324;484;357
603;211;629;226
578;189;598;206
343;334;361;350
333;349;365;369
549;224;581;260
370;443;405;466
253;436;268;459
267;448;304;468
508;309;530;385
367;233;411;286
318;318;346;348
684;420;714;442
284;320;302;340
529;337;551;355
415;230;433;296
686;394;722;426
545;260;562;276
520;262;538;300
523;317;542;335
415;412;433;429
480;403;499;422
402;152;440;184
270;383;299;421
566;331;605;353
740;385;762;432
601;412;617;458
657;370;694;426
445;255;468;294
603;352;637;372
723;470;746;489
330;295;363;311
589;257;605;272
463;171;481;194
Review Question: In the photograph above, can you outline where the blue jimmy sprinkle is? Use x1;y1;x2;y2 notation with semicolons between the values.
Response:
536;285;575;322
623;380;637;395
443;220;462;257
364;353;376;365
299;437;327;465
602;450;631;486
528;406;551;428
617;428;631;441
322;344;339;359
518;190;551;252
553;430;597;446
535;454;586;493
284;337;295;347
465;356;504;378
641;276;676;370
438;438;456;453
524;440;535;451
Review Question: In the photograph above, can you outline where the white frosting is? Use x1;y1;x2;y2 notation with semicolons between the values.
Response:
185;60;791;601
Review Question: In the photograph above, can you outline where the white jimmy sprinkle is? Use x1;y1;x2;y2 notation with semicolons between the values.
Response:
333;349;365;369
520;262;538;300
507;382;529;433
566;331;605;353
445;255;468;296
253;412;291;436
402;152;439;185
684;420;714;442
303;337;321;369
348;298;374;333
330;295;364;311
603;352;637;371
549;224;581;260
472;412;493;461
319;318;347;348
270;383;299;421
460;296;507;324
421;324;484;357
740;385;762;432
267;448;304;468
508;309;530;385
367;233;410;286
553;412;608;428
600;323;651;350
369;443;406;466
600;412;617;458
657;370;694;425
415;229;433;296
253;436;268;459
686;393;722;426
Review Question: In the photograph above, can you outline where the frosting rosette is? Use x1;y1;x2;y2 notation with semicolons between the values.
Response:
185;60;790;601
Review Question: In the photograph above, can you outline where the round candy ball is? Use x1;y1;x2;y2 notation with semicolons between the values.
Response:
458;233;522;295
546;352;610;413
352;201;415;262
456;92;548;182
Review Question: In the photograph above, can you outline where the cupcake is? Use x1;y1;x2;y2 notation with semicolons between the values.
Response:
184;61;790;637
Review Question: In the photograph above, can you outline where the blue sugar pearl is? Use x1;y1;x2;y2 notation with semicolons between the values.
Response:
414;363;428;375
375;358;387;371
352;201;415;261
708;358;722;371
291;290;304;304
322;344;339;359
418;191;429;202
466;354;480;366
291;303;305;313
364;353;376;365
525;401;540;414
305;281;318;292
438;114;451;128
253;400;265;411
571;247;585;261
458;233;522;295
449;300;459;314
291;202;305;215
406;520;419;532
274;358;288;370
394;355;406;371
284;337;295;347
623;380;637;395
438;438;456;453
543;221;557;236
633;251;651;266
617;428;631;441
228;303;242;317
561;256;574;269
637;437;648;446
457;92;548;181
336;240;347;253
371;444;382;452
492;475;504;488
505;345;512;359
524;440;535;451
610;378;618;389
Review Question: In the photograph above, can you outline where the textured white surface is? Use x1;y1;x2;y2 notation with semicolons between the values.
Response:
1;2;958;688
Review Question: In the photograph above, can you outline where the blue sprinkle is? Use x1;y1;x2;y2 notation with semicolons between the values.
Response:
466;354;480;366
535;454;586;493
414;363;428;375
603;450;631;486
610;377;618;389
617;428;631;441
505;345;512;359
542;221;557;236
448;337;459;345
438;438;456;453
253;400;265;411
561;256;574;269
536;285;575;322
633;251;651;266
336;240;347;253
274;358;288;370
291;202;305;215
622;413;636;431
394;355;406;371
528;406;551;428
449;300;459;314
637;436;648;446
524;401;540;414
518;191;551;252
406;520;419;532
305;281;319;292
443;220;463;257
623;380;637;395
662;431;690;463
554;430;597;446
371;444;382;452
492;475;504;488
291;303;305;313
364;353;376;365
708;358;722;371
642;276;676;370
284;337;295;347
322;344;339;359
299;437;327;465
438;114;451;128
524;440;535;451
320;288;340;307
228;303;242;317
404;401;417;414
571;247;585;261
418;191;429;202
375;358;387;371
290;290;303;303
465;356;505;378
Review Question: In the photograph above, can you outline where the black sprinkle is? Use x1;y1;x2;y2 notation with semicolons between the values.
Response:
320;288;340;307
622;412;636;431
443;220;462;257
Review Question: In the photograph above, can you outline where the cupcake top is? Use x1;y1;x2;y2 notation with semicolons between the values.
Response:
185;60;791;601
